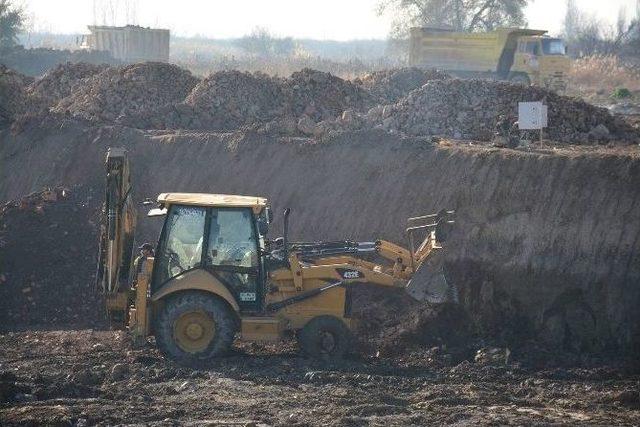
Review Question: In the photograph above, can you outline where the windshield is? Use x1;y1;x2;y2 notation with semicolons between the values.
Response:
542;39;566;55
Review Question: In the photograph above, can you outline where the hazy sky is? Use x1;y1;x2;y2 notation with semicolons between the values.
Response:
20;0;640;39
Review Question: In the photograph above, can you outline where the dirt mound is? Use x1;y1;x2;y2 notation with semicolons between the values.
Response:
377;79;638;144
53;62;199;125
27;62;108;109
179;70;288;130
12;63;633;145
284;68;373;121
355;67;450;103
0;65;33;124
375;303;472;356
0;187;104;330
124;68;373;131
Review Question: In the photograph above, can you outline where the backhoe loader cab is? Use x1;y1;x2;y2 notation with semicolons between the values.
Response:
151;193;269;313
99;148;455;365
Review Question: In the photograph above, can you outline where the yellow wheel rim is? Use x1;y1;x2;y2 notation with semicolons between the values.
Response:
174;311;215;353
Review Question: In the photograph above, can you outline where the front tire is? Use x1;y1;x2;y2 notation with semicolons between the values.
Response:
155;291;236;366
298;316;352;360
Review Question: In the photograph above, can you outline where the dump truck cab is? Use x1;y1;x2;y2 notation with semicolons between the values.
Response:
511;35;570;91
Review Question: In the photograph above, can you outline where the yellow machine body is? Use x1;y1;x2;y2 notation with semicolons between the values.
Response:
98;149;454;360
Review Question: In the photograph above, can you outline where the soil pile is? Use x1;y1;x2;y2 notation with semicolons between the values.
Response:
283;68;373;121
126;68;374;131
0;66;33;124
12;62;632;144
52;62;199;126
0;187;104;330
355;67;450;103
375;303;472;356
27;62;107;109
375;79;638;144
178;70;288;130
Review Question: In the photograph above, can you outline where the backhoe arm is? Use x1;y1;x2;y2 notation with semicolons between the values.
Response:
95;148;137;296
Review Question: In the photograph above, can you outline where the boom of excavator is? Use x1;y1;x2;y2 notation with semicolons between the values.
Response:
97;148;455;364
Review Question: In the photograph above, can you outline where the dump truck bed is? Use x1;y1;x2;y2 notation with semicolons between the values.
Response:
409;27;547;73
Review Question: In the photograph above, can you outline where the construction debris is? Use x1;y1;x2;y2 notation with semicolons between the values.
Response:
355;67;450;103
179;70;287;130
375;79;637;143
26;62;108;109
52;62;199;125
283;68;373;121
0;62;624;144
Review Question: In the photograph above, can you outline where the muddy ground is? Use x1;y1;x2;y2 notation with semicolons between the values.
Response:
1;330;639;426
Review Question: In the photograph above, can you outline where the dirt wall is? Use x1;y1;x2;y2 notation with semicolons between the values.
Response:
1;123;639;353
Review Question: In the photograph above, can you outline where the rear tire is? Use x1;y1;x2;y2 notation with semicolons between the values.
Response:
298;316;352;360
155;291;236;366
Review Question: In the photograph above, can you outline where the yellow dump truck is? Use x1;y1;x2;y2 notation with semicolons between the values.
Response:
409;27;571;92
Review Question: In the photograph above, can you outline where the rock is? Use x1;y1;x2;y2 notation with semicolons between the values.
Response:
110;363;129;381
341;109;355;124
92;343;106;352
589;124;610;140
474;347;510;365
297;115;316;135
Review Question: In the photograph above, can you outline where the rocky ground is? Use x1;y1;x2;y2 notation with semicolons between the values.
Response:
0;330;639;426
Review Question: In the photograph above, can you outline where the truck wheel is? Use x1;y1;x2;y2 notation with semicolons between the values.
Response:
155;291;236;366
510;73;531;86
298;316;352;360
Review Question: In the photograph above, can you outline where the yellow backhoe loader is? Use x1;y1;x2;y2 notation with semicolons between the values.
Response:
96;148;455;365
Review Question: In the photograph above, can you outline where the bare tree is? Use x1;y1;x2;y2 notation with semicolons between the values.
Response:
564;0;639;56
237;27;296;58
377;0;528;37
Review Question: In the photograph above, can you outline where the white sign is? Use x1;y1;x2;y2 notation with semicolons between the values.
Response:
239;292;256;301
518;102;548;130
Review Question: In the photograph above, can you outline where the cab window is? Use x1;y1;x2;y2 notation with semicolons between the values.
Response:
542;39;566;55
155;205;206;285
524;41;540;55
204;208;259;307
206;208;257;268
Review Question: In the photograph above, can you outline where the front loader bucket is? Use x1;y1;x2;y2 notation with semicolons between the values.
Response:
406;250;458;303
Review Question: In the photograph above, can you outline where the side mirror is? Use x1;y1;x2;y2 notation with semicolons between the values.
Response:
265;206;273;224
257;216;269;236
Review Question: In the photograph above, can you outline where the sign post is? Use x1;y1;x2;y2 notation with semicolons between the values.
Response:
518;102;548;144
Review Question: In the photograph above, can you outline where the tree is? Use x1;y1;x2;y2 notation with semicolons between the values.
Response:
377;0;529;37
0;0;24;49
563;0;640;56
237;27;296;57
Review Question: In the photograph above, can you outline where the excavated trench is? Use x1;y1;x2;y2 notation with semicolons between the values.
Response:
1;122;639;355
